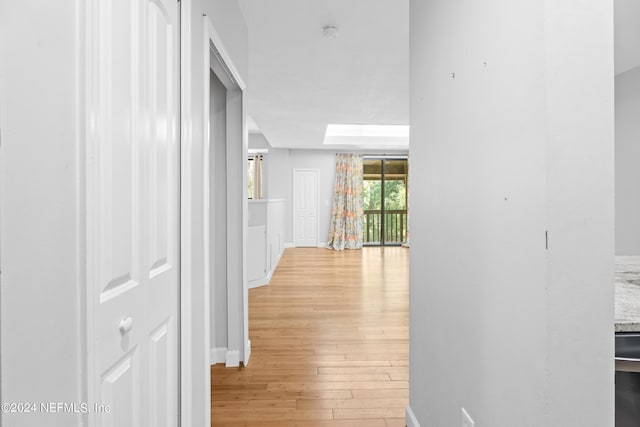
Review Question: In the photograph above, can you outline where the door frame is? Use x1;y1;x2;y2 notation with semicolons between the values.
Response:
179;1;193;425
182;11;248;424
202;12;249;366
293;168;320;247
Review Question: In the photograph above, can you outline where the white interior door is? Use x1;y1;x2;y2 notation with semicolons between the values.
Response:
293;169;319;247
87;0;179;426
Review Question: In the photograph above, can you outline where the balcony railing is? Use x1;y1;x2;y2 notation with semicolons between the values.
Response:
364;209;407;244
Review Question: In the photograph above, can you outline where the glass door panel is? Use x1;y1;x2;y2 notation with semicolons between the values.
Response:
383;160;408;244
363;159;382;245
363;158;408;246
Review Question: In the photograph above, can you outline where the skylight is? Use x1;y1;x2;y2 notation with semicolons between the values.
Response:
323;124;410;147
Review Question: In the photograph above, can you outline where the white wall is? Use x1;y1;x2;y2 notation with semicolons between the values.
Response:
249;133;270;150
268;149;292;201
0;2;83;426
615;66;640;255
545;3;614;423
409;1;614;426
249;133;293;242
268;150;292;243
267;200;288;268
247;199;288;287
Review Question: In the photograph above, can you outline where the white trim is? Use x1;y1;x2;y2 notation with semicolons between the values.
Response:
244;339;251;366
248;268;273;289
249;198;286;204
203;15;250;368
276;244;285;264
249;277;269;289
201;14;213;422
76;2;88;424
83;1;97;424
284;242;294;249
248;148;268;155
180;1;196;426
317;242;327;248
225;350;240;368
406;406;421;427
210;343;249;367
248;238;287;288
209;347;227;365
229;79;249;364
204;19;246;90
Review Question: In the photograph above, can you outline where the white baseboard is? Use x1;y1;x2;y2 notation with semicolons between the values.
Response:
249;245;288;289
248;276;269;289
288;242;326;248
249;265;275;289
210;347;245;368
243;339;251;366
225;350;240;368
406;406;421;427
209;347;227;365
276;246;284;264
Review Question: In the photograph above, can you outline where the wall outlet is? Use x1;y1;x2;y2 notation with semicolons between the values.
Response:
462;408;475;427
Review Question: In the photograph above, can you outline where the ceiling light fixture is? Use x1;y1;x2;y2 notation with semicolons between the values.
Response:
321;25;339;38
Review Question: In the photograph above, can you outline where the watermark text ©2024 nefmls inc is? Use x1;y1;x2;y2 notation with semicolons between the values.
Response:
1;402;111;414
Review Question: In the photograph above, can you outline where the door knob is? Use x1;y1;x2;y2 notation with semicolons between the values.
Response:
119;317;133;334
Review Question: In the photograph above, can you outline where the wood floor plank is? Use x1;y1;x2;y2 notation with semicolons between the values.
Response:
297;420;387;427
296;398;408;410
211;399;297;409
211;247;409;426
333;408;406;420
266;381;407;392
212;390;354;402
351;389;409;399
212;408;334;421
385;418;408;427
317;367;407;375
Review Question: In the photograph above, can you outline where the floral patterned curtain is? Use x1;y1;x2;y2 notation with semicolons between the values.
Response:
326;153;364;250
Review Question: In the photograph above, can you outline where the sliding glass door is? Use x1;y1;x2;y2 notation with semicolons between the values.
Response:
363;158;408;246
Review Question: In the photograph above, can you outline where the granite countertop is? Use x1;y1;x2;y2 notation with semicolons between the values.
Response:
615;256;640;332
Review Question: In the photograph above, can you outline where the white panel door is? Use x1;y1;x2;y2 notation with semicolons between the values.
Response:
293;169;319;247
87;0;179;426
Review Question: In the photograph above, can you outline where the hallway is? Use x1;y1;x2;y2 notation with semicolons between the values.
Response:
211;247;409;426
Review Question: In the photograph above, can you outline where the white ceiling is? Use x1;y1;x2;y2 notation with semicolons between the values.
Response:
615;0;640;76
238;0;409;150
239;0;638;150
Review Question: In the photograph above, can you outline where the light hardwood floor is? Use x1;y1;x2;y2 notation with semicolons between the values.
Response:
211;247;409;427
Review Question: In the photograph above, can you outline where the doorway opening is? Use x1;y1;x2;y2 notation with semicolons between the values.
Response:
202;15;249;369
363;157;408;246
